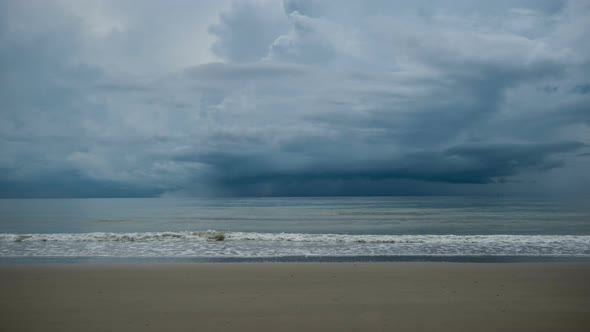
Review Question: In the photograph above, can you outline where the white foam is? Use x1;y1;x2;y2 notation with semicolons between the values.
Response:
1;231;589;258
0;230;225;243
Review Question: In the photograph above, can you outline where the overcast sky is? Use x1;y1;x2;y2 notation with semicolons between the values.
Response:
0;0;589;198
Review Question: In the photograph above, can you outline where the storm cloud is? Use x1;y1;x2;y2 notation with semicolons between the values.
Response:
0;0;589;197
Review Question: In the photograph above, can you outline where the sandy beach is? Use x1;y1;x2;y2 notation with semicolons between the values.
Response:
1;263;589;332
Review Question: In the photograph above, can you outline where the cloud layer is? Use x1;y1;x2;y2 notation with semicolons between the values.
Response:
0;0;589;197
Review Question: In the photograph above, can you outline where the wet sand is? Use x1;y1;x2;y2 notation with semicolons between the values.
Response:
1;263;589;332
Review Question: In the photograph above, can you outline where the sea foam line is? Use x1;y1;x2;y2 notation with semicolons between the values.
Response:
1;231;590;245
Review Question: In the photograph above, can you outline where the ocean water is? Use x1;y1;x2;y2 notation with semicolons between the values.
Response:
1;196;589;262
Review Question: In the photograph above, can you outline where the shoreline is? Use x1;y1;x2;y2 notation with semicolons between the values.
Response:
2;263;589;331
2;254;590;264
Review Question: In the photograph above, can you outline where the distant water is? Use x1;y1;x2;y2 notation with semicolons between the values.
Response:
1;197;589;262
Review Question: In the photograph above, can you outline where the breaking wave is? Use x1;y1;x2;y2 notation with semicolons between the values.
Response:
1;231;589;244
1;231;589;258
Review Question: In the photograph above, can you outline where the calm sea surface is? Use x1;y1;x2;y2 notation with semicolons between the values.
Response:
1;197;589;262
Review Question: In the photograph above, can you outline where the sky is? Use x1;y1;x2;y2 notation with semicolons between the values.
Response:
0;0;589;198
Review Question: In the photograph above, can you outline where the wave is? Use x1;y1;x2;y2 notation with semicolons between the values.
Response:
0;231;227;243
1;231;589;245
2;231;589;258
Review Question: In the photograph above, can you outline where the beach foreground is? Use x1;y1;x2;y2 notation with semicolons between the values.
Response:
1;263;589;332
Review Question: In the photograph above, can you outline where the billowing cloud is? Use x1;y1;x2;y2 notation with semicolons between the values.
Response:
0;0;589;197
208;0;288;62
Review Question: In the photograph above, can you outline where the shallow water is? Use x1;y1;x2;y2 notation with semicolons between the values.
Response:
1;196;589;261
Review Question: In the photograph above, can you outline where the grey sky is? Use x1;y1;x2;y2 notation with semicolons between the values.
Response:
0;0;589;197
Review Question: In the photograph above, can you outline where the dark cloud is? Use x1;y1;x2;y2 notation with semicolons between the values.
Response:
171;141;585;196
572;84;590;94
0;171;160;199
0;0;589;197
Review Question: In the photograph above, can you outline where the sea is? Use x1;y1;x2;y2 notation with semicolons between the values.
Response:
1;196;589;263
